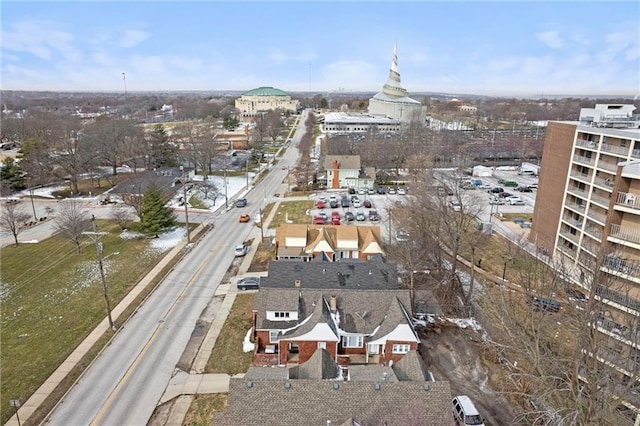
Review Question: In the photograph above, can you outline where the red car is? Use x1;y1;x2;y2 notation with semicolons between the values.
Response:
239;214;250;223
331;211;340;225
313;215;325;225
364;200;372;208
317;200;325;209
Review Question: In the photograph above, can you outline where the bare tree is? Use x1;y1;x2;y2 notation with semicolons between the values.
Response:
111;203;134;230
54;200;91;253
0;202;31;246
480;241;640;425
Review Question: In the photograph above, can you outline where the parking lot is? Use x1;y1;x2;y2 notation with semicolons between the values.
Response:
306;168;538;243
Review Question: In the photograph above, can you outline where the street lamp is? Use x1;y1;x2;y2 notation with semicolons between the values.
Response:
180;166;191;244
9;399;21;426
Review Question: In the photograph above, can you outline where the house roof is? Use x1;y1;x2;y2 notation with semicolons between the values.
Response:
289;347;341;380
391;350;431;382
275;224;383;257
260;256;397;290
324;155;361;170
109;168;184;196
214;378;454;426
255;288;413;337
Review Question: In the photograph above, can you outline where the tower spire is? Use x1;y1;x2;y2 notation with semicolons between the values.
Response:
382;42;407;99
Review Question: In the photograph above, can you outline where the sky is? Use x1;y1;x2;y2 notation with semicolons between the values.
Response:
1;1;639;96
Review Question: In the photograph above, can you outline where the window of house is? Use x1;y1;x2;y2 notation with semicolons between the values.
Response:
342;335;363;348
368;343;379;354
270;330;279;343
317;341;326;349
392;344;410;354
274;312;290;319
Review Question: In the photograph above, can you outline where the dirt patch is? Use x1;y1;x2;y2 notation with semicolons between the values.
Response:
421;324;526;425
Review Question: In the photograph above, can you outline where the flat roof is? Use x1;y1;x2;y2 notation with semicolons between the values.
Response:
324;112;400;125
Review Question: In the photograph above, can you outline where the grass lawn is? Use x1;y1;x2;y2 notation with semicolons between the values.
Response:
204;293;255;374
183;393;227;426
0;222;176;424
267;200;314;228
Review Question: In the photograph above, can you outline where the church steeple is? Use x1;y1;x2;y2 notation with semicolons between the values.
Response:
381;43;408;99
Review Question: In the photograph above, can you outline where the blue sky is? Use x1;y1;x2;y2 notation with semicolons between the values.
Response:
2;1;639;96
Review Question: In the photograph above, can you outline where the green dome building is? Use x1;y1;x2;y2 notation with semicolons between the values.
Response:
235;86;301;115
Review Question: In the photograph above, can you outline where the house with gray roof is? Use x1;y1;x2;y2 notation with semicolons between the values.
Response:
324;154;376;189
108;167;190;204
214;349;453;425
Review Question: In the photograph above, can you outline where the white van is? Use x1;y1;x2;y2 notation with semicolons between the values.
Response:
517;169;537;176
452;395;484;426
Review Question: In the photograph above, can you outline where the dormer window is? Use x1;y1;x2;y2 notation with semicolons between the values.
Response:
274;312;290;318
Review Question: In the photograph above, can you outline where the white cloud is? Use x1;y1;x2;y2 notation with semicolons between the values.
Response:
1;20;79;61
118;29;149;48
536;31;564;49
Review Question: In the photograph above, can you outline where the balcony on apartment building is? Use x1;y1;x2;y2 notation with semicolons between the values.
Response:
616;192;640;212
590;191;613;209
586;208;608;225
596;281;640;315
597;159;621;173
595;316;639;347
596;346;640;379
569;169;592;184
565;198;587;215
593;175;615;190
600;143;633;157
609;224;640;247
559;228;581;246
573;154;596;167
567;185;588;200
602;255;640;287
575;139;599;151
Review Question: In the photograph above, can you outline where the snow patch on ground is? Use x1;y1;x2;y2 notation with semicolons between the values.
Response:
243;327;255;353
149;228;186;251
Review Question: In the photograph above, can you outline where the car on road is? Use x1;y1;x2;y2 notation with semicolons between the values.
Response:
356;211;366;221
235;198;247;207
345;211;355;222
239;214;250;223
516;186;532;192
237;276;260;291
368;210;380;221
234;242;249;257
363;200;372;208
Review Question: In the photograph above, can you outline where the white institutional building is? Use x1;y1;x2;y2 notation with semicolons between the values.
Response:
368;44;427;123
235;87;301;115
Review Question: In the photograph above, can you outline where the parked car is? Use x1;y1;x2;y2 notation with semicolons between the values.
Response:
341;196;350;208
358;188;366;195
527;296;560;313
367;188;375;195
348;188;356;195
345;211;355;222
516;186;532;192
330;200;339;208
527;183;538;190
318;212;328;222
452;395;484;426
397;187;406;195
377;186;386;194
449;200;462;212
368;210;380;221
507;197;525;205
501;180;519;187
331;215;341;225
352;199;362;208
488;187;504;194
356;211;366;221
235;198;247;207
388;187;396;195
395;230;410;242
239;214;250;223
237;276;260;291
363;200;372;208
317;200;325;209
234;242;249;257
489;197;505;205
498;191;514;198
313;215;325;225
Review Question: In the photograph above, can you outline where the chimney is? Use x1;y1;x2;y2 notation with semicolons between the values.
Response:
294;279;301;288
330;295;337;312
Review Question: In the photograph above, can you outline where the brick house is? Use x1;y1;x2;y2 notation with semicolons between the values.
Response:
252;257;420;368
214;348;454;425
274;223;384;261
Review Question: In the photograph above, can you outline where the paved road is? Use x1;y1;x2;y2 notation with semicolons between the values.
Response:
42;112;306;425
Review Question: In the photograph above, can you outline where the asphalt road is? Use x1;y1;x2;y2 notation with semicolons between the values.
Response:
42;112;306;425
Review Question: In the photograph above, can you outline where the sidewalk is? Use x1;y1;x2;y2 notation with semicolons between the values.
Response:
156;199;282;424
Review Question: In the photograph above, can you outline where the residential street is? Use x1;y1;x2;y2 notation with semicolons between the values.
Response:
39;112;306;425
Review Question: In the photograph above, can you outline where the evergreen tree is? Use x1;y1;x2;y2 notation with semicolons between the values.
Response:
148;124;178;168
0;157;26;193
139;182;176;236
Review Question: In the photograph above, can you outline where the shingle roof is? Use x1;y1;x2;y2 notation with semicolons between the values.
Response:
214;378;454;426
109;169;183;196
324;155;361;170
289;348;341;380
274;224;383;258
260;258;398;290
368;296;415;341
391;350;431;382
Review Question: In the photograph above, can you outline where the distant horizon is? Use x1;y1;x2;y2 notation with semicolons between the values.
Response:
2;2;638;96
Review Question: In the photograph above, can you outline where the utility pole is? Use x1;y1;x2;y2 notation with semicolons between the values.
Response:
223;164;228;208
180;167;191;243
122;72;127;96
28;188;37;221
245;157;249;190
85;218;115;331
